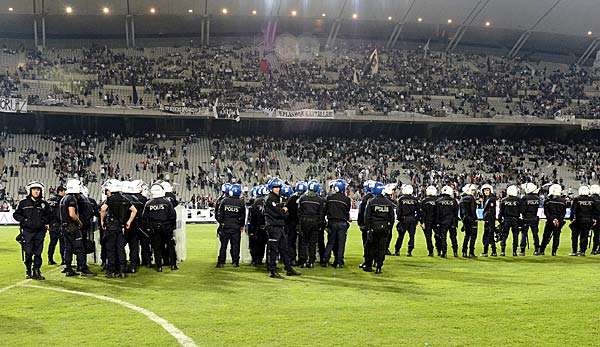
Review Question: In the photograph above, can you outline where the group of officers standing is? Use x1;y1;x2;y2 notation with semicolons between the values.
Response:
215;177;600;277
13;178;180;280
215;178;351;279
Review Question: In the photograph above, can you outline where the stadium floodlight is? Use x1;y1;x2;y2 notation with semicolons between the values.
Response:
102;7;109;14
388;16;392;21
291;10;297;16
222;8;228;15
352;13;358;19
65;6;73;14
417;17;423;22
447;19;453;24
322;13;326;17
588;31;593;36
8;7;13;12
150;7;156;14
188;9;193;13
485;21;491;27
252;10;257;15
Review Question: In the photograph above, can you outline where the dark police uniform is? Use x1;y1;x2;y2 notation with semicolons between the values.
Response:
46;193;64;264
357;192;374;263
13;195;50;276
285;193;301;265
217;196;246;266
324;192;351;267
60;193;90;274
419;195;437;256
540;196;567;256
434;194;459;257
481;194;497;255
395;194;419;256
78;195;98;268
215;193;227;234
142;196;176;270
520;193;541;254
297;191;326;267
570;195;595;255
124;192;147;270
498;195;521;256
102;193;133;275
248;196;267;265
364;195;395;272
591;193;600;254
459;194;478;257
264;191;293;273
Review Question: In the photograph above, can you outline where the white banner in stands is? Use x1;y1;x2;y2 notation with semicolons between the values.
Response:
161;104;210;116
186;208;217;223
0;97;28;113
0;212;17;224
263;108;334;119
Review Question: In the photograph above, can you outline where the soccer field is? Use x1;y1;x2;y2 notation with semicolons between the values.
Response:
1;223;599;346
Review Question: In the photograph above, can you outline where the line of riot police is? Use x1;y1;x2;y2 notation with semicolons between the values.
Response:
14;178;179;279
217;177;351;279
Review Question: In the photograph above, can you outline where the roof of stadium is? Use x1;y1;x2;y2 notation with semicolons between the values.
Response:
0;0;598;56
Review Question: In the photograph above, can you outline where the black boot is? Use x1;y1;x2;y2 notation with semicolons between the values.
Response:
375;267;382;274
462;251;467;258
362;266;373;272
64;268;79;277
25;269;32;279
171;264;179;270
269;270;284;279
32;269;45;280
80;268;96;277
156;266;163;272
453;250;458;257
286;268;301;276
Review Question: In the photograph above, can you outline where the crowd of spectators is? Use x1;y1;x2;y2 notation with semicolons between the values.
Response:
2;130;600;208
1;40;600;119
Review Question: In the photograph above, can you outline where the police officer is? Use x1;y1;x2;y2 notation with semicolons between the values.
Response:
215;183;232;236
100;179;137;278
394;184;418;257
122;180;147;273
249;185;268;266
142;184;177;272
297;180;326;268
161;181;179;207
569;185;595;256
138;181;153;266
540;184;567;256
47;185;65;265
590;184;600;255
480;184;497;257
285;181;306;266
323;179;352;268
216;184;246;267
434;186;459;258
78;184;99;271
264;177;301;279
420;186;438;257
364;182;395;274
161;181;179;268
498;185;521;256
383;184;397;255
60;179;95;277
459;184;478;258
357;180;375;267
520;182;541;256
13;181;51;280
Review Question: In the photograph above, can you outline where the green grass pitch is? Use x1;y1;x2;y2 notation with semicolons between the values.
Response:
1;223;599;346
